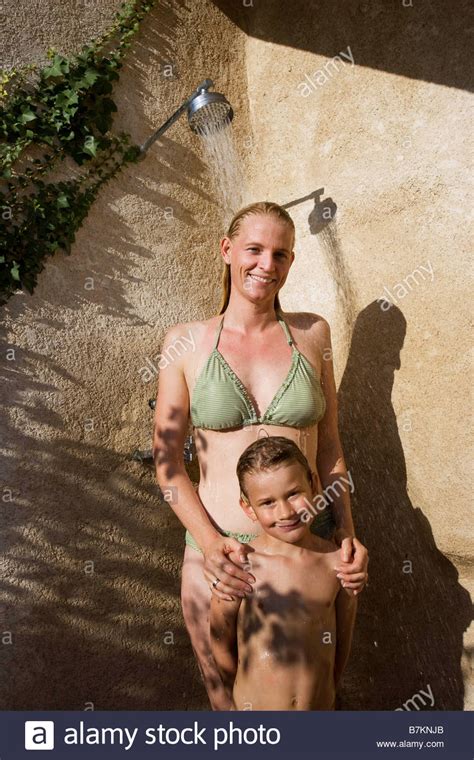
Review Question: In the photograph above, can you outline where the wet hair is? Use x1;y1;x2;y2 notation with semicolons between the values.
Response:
218;201;296;314
236;435;313;502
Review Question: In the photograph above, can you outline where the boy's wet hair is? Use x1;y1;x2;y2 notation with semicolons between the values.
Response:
236;436;313;502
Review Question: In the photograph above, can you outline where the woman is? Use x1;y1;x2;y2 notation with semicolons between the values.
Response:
153;201;368;710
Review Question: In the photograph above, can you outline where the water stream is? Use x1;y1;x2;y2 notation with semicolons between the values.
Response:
198;120;249;227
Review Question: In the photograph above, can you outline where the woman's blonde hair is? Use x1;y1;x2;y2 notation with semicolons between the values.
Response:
218;201;295;315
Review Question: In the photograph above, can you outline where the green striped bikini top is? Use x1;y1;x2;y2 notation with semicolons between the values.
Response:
190;314;326;431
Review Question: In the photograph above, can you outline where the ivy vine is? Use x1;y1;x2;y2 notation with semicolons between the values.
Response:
0;0;155;304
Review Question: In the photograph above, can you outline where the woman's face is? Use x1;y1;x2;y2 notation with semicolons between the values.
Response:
221;214;295;306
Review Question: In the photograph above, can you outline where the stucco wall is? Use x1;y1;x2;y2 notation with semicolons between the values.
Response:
1;0;472;710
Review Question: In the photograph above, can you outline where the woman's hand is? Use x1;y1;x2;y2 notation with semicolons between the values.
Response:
202;535;255;601
334;534;368;595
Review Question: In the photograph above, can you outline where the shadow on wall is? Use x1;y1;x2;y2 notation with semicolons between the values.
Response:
336;301;472;709
0;326;206;709
67;136;214;320
211;0;473;92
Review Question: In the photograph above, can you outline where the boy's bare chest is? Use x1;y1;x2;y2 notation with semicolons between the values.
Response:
236;552;340;673
245;555;339;618
238;570;338;661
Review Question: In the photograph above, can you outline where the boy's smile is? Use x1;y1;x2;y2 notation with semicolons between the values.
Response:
275;515;303;532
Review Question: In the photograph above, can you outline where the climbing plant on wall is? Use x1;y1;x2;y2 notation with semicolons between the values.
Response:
0;0;155;305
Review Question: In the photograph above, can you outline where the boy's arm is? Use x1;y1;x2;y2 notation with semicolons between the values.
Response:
334;586;357;688
210;595;242;696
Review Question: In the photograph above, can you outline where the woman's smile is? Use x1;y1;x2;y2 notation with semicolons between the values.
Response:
246;272;277;285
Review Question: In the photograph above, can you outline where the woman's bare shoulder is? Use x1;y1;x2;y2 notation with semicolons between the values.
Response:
281;310;331;343
163;315;220;341
161;315;222;367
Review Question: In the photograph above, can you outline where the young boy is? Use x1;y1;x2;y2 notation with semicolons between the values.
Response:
210;435;357;711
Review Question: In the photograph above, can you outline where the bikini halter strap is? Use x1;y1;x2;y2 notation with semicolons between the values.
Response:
278;316;294;345
213;316;225;350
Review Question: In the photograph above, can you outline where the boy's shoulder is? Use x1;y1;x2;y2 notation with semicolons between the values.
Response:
308;534;342;561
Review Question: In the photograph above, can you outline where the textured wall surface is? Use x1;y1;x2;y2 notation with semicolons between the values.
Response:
1;0;472;710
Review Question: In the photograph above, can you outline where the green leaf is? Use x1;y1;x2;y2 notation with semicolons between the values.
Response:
55;90;79;107
43;54;70;79
83;68;98;86
57;193;69;208
18;110;36;124
43;63;63;79
83;135;97;157
10;264;20;281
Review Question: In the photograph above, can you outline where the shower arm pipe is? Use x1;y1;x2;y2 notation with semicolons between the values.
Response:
139;79;214;155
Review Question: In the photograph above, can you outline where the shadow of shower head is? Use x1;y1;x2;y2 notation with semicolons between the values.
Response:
139;79;234;155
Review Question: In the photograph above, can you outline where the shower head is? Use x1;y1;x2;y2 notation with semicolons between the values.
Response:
139;79;234;155
187;89;233;135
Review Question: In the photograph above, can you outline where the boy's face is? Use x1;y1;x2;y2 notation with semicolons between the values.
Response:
239;462;317;544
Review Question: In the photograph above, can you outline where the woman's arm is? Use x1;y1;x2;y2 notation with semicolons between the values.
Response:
316;318;369;593
316;318;355;538
152;324;255;600
210;595;242;697
334;585;358;688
